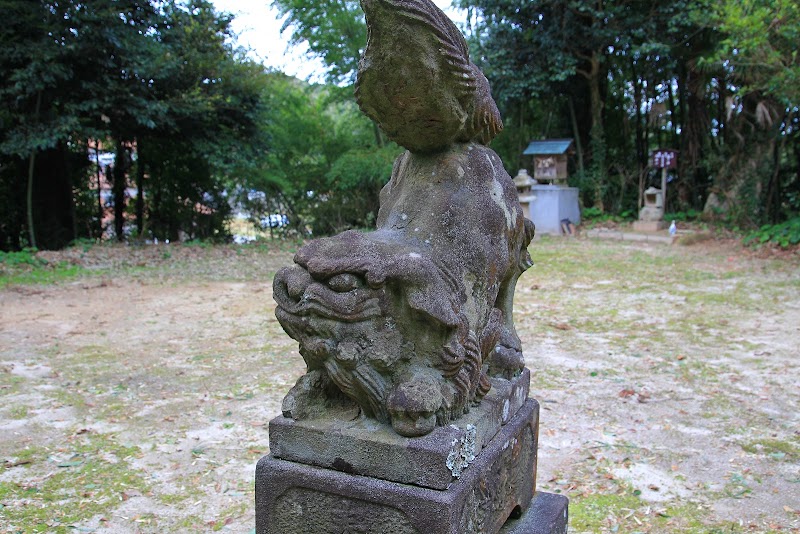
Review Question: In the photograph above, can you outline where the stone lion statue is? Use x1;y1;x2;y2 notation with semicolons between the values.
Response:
272;0;534;437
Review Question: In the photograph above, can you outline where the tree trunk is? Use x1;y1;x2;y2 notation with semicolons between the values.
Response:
112;142;128;241
587;52;606;210
667;80;679;149
26;150;37;249
135;138;145;236
371;120;384;148
62;143;78;242
95;140;104;239
682;60;709;211
766;118;786;223
567;96;585;174
26;91;42;249
630;59;645;173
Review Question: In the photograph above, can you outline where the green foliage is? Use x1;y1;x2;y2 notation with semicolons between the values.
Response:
0;259;85;288
0;0;268;249
665;209;703;222
582;206;604;220
237;73;393;237
744;218;800;248
455;0;798;227
582;206;634;223
271;0;366;84
314;145;401;234
704;0;800;107
0;248;43;268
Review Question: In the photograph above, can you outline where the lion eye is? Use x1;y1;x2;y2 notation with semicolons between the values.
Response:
326;273;362;293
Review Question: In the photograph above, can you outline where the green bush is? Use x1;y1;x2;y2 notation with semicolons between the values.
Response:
582;206;606;220
0;248;45;267
744;217;800;248
664;209;702;222
582;206;635;223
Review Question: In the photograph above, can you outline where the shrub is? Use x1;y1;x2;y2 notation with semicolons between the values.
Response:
744;217;800;248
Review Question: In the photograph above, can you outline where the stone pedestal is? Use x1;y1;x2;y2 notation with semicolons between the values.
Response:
268;370;531;490
257;399;536;534
632;220;668;232
500;492;569;534
256;394;568;533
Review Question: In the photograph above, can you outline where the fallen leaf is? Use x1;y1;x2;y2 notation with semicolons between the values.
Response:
619;389;636;398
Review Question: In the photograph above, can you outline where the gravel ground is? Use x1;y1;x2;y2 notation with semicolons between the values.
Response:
0;237;798;533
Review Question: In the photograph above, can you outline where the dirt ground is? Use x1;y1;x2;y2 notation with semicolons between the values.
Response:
0;237;798;533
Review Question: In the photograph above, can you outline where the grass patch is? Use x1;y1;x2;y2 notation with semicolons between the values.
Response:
0;248;89;287
0;262;87;288
568;492;643;531
741;438;799;461
156;491;191;505
0;374;25;396
8;404;29;419
651;503;748;532
530;368;565;390
209;502;249;531
0;433;147;533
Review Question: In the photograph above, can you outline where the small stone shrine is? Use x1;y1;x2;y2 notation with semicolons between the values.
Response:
255;1;569;532
633;187;667;231
633;148;677;232
518;140;580;235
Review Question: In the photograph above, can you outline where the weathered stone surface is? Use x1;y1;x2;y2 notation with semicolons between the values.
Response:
273;143;534;437
498;492;569;534
632;220;668;232
499;492;569;534
257;0;571;529
271;0;535;438
269;370;530;490
256;399;539;534
356;0;502;153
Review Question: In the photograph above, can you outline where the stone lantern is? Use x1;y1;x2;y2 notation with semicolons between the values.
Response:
513;169;536;220
633;187;667;231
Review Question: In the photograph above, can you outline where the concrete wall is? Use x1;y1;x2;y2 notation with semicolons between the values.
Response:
519;186;581;235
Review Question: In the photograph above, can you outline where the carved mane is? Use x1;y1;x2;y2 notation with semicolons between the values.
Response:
356;0;502;150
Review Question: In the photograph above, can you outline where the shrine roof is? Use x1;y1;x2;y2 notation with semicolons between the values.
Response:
523;138;574;156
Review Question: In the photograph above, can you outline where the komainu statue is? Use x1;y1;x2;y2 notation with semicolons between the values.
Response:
272;0;535;437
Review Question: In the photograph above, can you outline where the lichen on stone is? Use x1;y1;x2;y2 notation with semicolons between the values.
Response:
446;424;477;478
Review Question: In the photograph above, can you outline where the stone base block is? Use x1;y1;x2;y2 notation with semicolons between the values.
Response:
256;399;539;534
500;492;569;534
632;220;667;232
269;369;530;490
